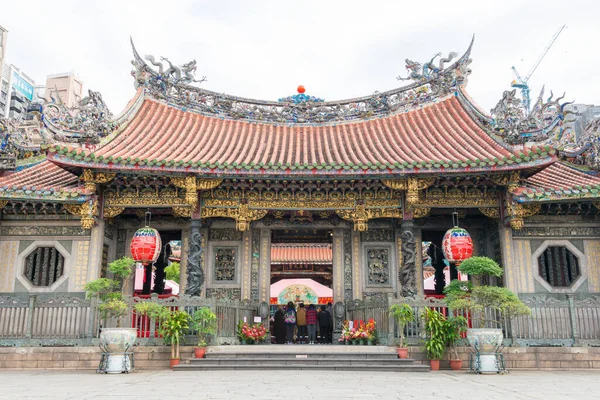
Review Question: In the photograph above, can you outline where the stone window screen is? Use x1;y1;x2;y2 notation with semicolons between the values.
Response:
214;247;237;281
24;247;65;287
537;246;580;287
366;248;390;285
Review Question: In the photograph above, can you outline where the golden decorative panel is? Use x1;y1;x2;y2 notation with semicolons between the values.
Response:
585;240;600;293
416;187;500;208
69;240;90;292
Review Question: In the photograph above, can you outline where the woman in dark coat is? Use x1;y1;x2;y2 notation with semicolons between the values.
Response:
274;305;286;344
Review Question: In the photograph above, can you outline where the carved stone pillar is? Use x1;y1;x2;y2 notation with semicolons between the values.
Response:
498;223;518;293
332;228;344;302
258;229;271;303
399;220;423;297
185;219;204;296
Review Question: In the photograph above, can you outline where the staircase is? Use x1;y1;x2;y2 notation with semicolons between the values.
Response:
174;345;430;371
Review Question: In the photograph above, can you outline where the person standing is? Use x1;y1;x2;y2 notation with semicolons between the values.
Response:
317;305;332;344
326;302;334;343
306;304;318;344
296;303;307;343
284;301;297;344
273;305;286;344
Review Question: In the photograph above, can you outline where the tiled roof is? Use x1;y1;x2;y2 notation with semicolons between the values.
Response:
0;160;89;202
271;244;332;264
47;94;557;176
512;162;600;202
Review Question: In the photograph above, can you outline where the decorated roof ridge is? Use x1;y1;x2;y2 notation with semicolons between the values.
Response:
129;36;474;125
0;159;90;203
512;161;600;203
45;93;560;176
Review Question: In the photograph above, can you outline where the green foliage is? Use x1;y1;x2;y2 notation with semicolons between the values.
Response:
389;304;415;348
457;256;503;278
447;286;531;328
443;279;473;300
422;308;446;360
160;310;190;347
134;302;170;321
191;307;217;347
108;256;135;283
444;316;468;360
99;299;128;327
84;278;119;301
164;262;180;284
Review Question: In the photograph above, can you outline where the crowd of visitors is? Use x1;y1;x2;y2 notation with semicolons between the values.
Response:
272;301;333;344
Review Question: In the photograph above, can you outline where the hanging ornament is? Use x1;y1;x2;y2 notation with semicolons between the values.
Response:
130;211;162;265
442;212;473;265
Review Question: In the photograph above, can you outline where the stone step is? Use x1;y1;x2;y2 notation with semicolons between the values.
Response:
191;357;417;365
174;363;430;372
206;352;400;360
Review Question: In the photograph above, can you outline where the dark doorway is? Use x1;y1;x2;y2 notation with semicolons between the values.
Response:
141;229;182;295
421;230;458;295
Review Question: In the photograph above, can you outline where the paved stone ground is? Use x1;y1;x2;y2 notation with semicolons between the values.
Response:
1;370;599;399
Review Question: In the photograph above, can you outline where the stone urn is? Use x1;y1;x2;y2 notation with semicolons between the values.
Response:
466;328;503;354
99;328;137;373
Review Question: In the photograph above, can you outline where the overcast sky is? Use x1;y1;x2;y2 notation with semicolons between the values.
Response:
1;0;598;114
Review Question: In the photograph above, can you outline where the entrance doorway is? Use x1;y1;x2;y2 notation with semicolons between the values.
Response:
421;230;459;296
269;228;334;344
136;229;182;296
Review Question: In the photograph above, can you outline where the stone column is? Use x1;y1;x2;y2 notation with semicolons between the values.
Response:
258;229;271;303
240;229;252;300
87;219;105;282
399;220;423;297
332;228;344;302
351;230;362;300
185;219;204;296
498;223;518;292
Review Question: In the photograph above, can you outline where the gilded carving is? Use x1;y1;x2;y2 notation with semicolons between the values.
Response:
172;206;193;218
0;200;8;209
104;188;189;208
479;207;500;219
200;205;267;231
103;206;125;219
64;199;99;229
336;203;402;231
412;208;431;219
82;169;115;193
507;201;541;230
490;171;520;192
196;178;223;190
415;187;499;208
381;177;435;208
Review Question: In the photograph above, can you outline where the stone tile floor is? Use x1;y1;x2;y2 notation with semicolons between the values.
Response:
1;370;599;399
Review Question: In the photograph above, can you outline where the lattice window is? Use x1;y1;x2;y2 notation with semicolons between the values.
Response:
537;246;580;287
214;247;236;281
24;247;65;287
366;248;389;285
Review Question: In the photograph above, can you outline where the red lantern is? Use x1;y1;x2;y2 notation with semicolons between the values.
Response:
130;226;162;265
442;226;473;265
297;85;306;94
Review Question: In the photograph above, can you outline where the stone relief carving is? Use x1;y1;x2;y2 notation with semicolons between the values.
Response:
214;247;236;281
205;288;241;301
209;228;243;242
366;248;390;285
0;226;90;236
343;230;352;300
360;229;394;242
251;229;260;300
512;227;600;238
400;229;418;297
185;220;204;296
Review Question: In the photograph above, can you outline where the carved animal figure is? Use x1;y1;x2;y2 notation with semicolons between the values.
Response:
186;230;205;296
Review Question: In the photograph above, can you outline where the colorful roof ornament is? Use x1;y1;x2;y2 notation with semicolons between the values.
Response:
278;85;324;103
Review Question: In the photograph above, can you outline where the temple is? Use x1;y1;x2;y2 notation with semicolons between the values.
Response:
1;36;599;305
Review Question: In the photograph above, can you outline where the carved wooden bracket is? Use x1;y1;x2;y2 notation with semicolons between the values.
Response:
336;203;402;231
479;207;500;219
64;199;98;229
490;171;520;194
506;201;540;230
82;169;116;193
381;177;435;209
201;203;267;231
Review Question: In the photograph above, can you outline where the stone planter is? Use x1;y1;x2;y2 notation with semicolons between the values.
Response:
466;328;503;354
99;328;137;374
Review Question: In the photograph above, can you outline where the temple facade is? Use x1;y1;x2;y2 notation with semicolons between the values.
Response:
1;37;599;304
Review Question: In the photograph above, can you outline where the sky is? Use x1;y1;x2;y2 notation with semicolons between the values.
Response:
1;0;598;114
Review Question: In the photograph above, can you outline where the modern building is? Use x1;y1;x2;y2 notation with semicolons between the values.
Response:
0;64;36;120
45;72;83;107
0;26;7;87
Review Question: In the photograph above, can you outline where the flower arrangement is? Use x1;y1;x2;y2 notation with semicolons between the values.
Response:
338;319;377;344
365;319;377;342
237;321;268;343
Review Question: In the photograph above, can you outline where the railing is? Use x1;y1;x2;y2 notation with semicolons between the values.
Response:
346;295;600;347
0;293;258;346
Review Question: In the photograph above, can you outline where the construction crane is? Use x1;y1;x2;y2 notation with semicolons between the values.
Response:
511;24;566;114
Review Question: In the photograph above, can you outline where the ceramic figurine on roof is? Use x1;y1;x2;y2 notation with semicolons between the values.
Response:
0;117;17;170
42;88;115;144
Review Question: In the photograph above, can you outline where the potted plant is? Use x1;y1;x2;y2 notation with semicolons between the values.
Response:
422;307;446;371
366;319;377;345
133;301;170;341
190;307;217;358
444;315;468;371
84;256;136;373
445;257;530;354
160;309;190;368
389;303;414;358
